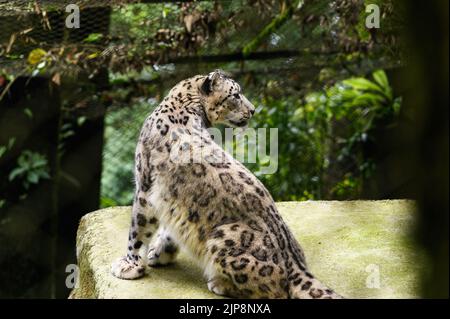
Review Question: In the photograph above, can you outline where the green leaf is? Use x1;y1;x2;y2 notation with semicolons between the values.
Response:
24;108;33;118
40;171;51;179
32;158;47;168
343;78;384;93
28;172;39;184
100;196;118;208
373;70;389;90
77;116;87;126
0;146;6;159
9;167;26;181
83;33;104;43
352;93;386;106
8;137;16;149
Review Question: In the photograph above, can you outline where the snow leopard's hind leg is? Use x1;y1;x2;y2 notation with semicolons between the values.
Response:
148;226;179;266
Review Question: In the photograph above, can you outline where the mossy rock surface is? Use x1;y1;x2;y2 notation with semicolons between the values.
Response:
70;200;423;299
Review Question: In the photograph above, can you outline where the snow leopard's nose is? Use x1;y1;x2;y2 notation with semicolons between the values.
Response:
242;95;255;116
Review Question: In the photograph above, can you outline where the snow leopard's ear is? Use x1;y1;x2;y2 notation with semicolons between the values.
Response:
201;69;224;95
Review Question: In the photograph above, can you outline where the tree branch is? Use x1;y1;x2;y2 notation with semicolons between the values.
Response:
242;0;301;57
167;49;336;64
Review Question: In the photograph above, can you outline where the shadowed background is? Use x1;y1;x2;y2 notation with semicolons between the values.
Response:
0;0;447;298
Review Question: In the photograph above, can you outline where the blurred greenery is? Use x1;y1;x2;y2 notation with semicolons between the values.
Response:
0;0;404;206
8;150;50;191
101;69;401;206
250;69;400;201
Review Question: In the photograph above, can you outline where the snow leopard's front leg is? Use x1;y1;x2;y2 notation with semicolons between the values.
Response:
111;192;159;279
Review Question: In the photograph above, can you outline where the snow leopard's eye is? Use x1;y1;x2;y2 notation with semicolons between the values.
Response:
233;93;240;99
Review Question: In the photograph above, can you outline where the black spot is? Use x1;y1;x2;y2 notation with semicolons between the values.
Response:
160;124;169;136
136;154;142;172
301;281;312;291
213;229;225;239
133;241;143;249
272;253;279;264
209;162;231;169
164;243;178;254
288;273;300;281
240;230;254;248
225;239;235;247
136;214;147;227
263;235;275;248
230;224;240;231
248;220;263;232
192;163;207;177
157;162;167;171
234;274;248;284
192;183;217;207
219;172;243;195
280;279;289;291
148;217;158;224
207;211;215;221
243;193;263;212
258;265;274;277
259;284;271;293
230;258;250;270
201;77;213;95
255;187;265;197
188;209;200;223
238;171;254;185
198;227;206;242
293;278;303;286
228;247;245;257
132;231;137;238
251;248;268;262
139;198;147;206
141;180;151;192
222;198;240;213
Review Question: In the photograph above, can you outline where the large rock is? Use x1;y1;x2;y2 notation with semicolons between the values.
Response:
70;200;422;299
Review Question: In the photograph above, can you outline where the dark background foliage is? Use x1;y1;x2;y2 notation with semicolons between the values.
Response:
0;0;447;298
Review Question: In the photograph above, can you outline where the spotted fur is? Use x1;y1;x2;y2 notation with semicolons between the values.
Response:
111;70;342;299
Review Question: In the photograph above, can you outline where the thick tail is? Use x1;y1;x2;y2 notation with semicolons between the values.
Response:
289;275;344;299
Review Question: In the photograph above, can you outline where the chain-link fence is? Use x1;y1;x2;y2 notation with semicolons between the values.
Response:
1;0;403;206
